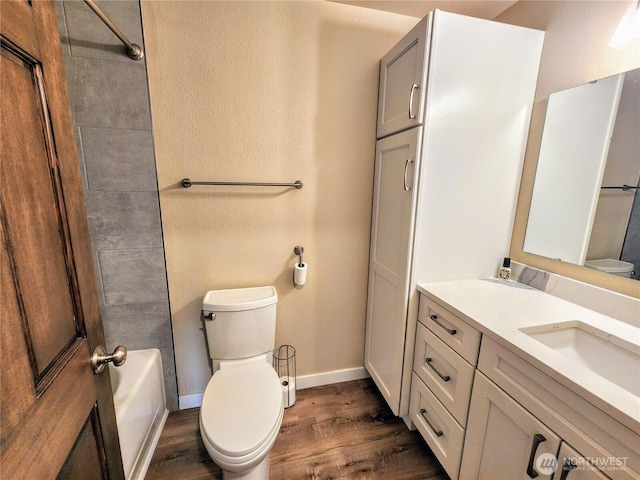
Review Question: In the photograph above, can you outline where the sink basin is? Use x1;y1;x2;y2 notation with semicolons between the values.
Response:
520;321;640;396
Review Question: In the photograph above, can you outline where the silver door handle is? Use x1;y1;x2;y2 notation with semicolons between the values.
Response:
408;83;419;119
92;345;127;374
403;159;414;191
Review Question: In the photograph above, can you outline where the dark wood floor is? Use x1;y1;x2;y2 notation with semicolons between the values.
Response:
146;378;449;480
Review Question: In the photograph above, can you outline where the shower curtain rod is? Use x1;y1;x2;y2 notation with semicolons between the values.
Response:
83;0;144;60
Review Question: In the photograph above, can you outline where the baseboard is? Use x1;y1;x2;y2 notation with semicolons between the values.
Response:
179;393;203;410
296;366;370;390
178;366;370;410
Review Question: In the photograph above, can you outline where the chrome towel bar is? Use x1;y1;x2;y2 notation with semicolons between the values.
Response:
601;185;637;191
181;178;303;189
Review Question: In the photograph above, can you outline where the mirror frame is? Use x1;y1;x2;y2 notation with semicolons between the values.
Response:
511;77;639;298
501;1;640;299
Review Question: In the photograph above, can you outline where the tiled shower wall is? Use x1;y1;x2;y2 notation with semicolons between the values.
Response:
55;0;178;410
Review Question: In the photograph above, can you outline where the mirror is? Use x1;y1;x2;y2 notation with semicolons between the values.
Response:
523;67;640;280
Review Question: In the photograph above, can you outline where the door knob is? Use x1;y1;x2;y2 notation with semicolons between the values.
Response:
92;345;127;374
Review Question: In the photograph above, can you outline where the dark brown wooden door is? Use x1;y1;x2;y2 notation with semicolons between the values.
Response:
0;1;124;478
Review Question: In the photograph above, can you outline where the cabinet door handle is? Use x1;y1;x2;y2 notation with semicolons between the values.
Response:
408;83;419;119
419;408;443;437
558;459;577;480
425;357;451;382
526;433;547;478
430;314;457;335
403;159;414;191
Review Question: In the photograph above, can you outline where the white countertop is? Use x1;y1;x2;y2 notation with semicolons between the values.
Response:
417;278;640;432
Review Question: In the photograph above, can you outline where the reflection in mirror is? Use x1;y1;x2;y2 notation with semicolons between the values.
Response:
524;68;640;280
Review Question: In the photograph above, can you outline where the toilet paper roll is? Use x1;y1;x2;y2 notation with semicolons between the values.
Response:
280;376;296;408
294;262;307;286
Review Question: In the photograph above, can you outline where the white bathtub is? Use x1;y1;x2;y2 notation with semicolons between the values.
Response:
109;348;168;480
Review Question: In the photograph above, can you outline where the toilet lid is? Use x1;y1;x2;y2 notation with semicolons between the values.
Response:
200;363;283;457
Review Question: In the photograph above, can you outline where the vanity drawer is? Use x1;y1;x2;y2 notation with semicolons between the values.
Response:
413;322;475;427
419;295;481;365
410;373;465;480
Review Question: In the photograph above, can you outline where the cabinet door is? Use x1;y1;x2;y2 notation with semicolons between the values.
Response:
461;372;561;480
365;128;421;414
376;14;431;138
553;443;611;480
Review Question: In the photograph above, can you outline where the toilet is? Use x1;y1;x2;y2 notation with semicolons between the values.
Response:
199;286;284;480
584;258;635;278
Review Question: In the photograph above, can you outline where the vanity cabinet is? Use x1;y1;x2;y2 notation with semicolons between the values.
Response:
554;443;612;480
408;296;480;479
460;371;562;479
476;337;639;479
365;9;544;417
460;338;635;480
418;280;640;480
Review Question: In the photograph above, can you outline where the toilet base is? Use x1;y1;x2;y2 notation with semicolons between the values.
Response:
221;453;270;480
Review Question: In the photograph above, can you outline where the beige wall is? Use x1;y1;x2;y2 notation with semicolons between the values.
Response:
496;1;640;298
140;1;416;398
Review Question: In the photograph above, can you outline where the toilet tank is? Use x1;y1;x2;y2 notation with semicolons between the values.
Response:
202;286;278;362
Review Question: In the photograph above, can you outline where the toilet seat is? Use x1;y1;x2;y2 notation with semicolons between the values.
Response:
200;362;283;467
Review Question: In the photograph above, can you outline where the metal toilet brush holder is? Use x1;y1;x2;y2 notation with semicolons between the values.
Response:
273;345;296;408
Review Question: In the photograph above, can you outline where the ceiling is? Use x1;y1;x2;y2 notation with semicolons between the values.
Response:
330;1;519;20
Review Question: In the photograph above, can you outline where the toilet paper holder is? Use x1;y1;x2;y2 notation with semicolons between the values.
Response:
273;344;296;408
293;246;307;286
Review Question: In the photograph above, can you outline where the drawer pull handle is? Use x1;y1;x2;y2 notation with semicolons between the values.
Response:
408;83;419;119
425;357;451;382
558;459;577;480
526;433;546;478
430;314;457;335
419;408;443;437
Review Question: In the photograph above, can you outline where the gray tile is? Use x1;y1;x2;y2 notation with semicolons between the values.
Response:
101;302;178;410
74;57;150;130
621;184;640;281
55;0;71;55
86;192;162;249
160;350;179;411
81;127;158;192
63;0;144;63
62;55;76;120
92;249;106;307
102;302;173;349
98;249;168;305
75;127;90;192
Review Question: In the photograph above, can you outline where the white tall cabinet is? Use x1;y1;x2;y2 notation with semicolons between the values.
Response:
365;11;545;416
